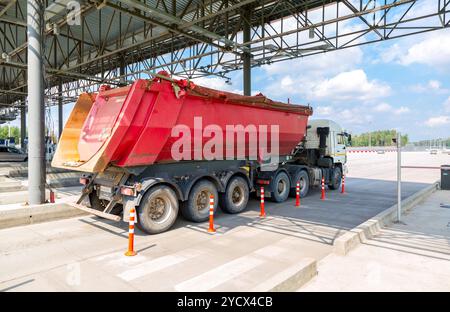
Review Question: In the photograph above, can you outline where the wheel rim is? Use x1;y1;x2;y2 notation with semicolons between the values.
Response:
195;190;210;212
148;195;171;223
277;179;287;195
231;185;245;206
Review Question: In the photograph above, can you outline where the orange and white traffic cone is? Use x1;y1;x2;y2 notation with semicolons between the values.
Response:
260;186;266;217
321;176;326;200
341;175;345;194
125;208;137;256
207;195;216;233
295;182;300;207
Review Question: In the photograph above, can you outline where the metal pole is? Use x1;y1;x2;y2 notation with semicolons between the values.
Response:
20;105;26;150
58;81;63;139
397;131;402;222
27;0;46;205
242;7;251;96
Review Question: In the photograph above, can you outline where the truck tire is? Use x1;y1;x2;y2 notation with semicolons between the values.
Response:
289;170;310;198
89;192;107;210
136;185;179;234
89;193;122;216
270;171;290;203
328;167;342;190
219;176;249;214
181;180;218;222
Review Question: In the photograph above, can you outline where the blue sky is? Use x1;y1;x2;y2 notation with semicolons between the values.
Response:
195;27;450;142
12;4;450;142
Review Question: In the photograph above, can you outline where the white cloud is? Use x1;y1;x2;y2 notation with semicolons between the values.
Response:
372;103;410;115
379;30;450;69
191;76;235;92
373;102;392;112
402;33;450;67
313;105;373;126
425;116;450;127
429;80;441;90
316;106;333;115
410;80;448;94
394;106;410;115
263;46;363;78
308;70;390;101
280;76;294;88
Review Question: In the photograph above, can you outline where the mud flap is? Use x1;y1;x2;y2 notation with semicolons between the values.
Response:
122;198;138;223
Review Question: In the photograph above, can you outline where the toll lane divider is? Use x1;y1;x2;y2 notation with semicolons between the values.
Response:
348;149;396;153
252;257;317;292
0;201;87;230
333;181;440;256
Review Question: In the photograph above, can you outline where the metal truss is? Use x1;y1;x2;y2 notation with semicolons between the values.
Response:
0;0;449;114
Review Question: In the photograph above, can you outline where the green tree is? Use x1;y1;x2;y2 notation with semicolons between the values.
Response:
351;130;408;147
0;125;20;143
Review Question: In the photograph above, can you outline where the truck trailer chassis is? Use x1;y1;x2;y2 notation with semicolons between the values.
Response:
73;159;343;234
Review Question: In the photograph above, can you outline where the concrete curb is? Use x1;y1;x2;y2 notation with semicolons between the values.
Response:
0;202;87;230
251;258;317;292
333;181;440;256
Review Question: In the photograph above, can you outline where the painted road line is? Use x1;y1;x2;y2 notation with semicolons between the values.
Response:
117;254;192;282
174;255;264;292
174;244;286;292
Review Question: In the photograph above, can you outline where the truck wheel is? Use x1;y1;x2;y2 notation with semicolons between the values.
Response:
220;176;249;214
328;167;342;190
270;171;290;203
136;185;179;234
89;193;107;210
289;170;310;198
89;193;122;216
181;180;218;222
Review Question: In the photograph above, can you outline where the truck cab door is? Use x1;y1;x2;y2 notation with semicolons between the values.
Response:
334;133;347;164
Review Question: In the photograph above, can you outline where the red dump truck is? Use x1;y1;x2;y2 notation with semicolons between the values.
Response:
52;72;350;234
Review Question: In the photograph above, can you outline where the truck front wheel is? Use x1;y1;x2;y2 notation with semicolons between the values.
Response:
181;180;218;222
270;171;291;203
136;185;179;234
328;167;342;190
220;176;249;214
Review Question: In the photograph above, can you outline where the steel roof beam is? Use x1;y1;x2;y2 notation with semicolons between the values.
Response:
0;0;16;18
117;0;246;51
0;15;26;27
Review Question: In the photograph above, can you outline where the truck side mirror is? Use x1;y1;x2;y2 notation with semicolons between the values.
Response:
348;134;352;146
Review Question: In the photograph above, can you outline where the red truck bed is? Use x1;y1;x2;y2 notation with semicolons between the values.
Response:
52;72;312;173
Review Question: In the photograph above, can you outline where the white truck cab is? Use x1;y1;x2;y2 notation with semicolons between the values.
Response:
305;119;349;173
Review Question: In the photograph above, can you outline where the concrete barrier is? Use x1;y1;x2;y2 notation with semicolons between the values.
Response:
251;258;317;292
333;181;440;256
0;202;87;230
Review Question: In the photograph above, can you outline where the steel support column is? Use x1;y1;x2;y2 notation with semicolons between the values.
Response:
58;81;63;139
242;7;252;96
20;105;26;150
27;0;46;205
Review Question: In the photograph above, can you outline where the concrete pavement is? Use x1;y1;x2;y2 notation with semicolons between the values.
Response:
0;152;446;291
300;190;450;291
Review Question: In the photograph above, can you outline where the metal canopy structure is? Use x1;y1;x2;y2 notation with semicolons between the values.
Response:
0;0;448;203
0;0;448;106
